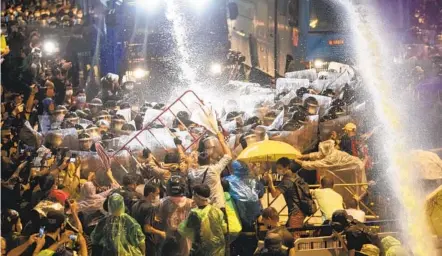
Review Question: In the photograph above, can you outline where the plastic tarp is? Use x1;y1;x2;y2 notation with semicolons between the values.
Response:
276;78;310;94
285;69;318;82
302;94;333;116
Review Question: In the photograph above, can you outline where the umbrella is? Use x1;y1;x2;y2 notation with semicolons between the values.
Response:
426;185;442;238
236;140;301;163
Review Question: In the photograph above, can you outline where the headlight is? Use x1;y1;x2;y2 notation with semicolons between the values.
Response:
133;68;147;79
314;59;325;69
210;63;222;75
43;41;58;55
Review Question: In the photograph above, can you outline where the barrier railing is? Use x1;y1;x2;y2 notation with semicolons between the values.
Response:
108;90;208;170
264;182;378;220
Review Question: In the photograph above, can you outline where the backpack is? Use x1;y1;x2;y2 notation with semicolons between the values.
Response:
291;175;317;216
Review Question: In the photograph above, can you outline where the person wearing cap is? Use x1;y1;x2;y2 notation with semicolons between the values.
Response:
330;210;382;256
178;184;227;256
340;122;358;156
158;175;194;256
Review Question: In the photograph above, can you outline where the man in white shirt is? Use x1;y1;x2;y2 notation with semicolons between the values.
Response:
188;132;232;210
312;176;344;221
345;198;366;223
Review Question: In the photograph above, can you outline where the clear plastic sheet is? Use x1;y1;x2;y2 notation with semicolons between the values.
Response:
275;78;310;94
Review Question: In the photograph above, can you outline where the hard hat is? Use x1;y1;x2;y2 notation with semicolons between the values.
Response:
343;122;357;131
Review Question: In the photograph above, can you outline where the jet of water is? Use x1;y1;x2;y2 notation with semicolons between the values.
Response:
340;0;437;254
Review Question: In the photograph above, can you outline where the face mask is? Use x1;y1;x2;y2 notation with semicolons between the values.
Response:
76;96;86;104
54;114;64;122
65;90;73;96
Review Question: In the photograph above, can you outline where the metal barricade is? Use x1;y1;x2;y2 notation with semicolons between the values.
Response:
107;90;207;171
294;236;346;256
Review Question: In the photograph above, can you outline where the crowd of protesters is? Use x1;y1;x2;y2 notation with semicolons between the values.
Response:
1;1;441;256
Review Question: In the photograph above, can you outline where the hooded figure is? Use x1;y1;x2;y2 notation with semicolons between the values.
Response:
225;160;264;229
91;194;145;256
381;236;410;256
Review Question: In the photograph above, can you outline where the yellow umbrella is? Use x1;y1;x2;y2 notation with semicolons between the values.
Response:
236;140;301;163
426;185;442;238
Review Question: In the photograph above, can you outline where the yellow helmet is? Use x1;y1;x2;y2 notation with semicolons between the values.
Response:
343;122;357;131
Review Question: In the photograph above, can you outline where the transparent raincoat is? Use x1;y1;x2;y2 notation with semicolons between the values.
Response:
178;204;227;256
91;194;145;256
225;161;264;228
302;140;367;201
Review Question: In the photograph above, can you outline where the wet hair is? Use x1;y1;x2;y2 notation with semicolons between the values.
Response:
144;183;159;197
193;184;211;198
142;148;151;158
321;176;334;188
262;207;279;221
276;157;291;168
122;174;137;187
197;152;210;166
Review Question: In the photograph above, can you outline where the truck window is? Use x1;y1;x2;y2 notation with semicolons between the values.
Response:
309;0;349;32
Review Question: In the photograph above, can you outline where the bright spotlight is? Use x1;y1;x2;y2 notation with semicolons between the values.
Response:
314;59;325;69
210;63;222;75
43;41;57;54
133;68;147;79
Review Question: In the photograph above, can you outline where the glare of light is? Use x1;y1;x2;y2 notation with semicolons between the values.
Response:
133;68;147;79
43;41;56;54
313;59;324;69
210;63;222;75
309;18;318;28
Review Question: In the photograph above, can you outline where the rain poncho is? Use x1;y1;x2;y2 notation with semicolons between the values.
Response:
302;140;367;199
225;161;264;228
178;204;227;256
224;192;242;235
381;236;410;256
91;194;145;256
